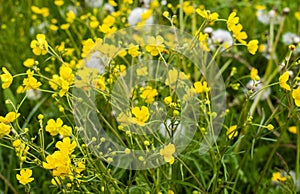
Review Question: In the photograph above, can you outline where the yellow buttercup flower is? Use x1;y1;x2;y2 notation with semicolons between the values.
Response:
30;34;48;55
128;44;140;57
81;38;96;58
66;10;76;23
103;15;115;27
0;122;11;138
108;0;117;6
168;190;175;194
227;12;239;32
0;112;20;124
279;71;291;91
232;24;248;44
250;68;260;81
247;40;259;55
89;16;99;28
288;126;297;134
60;23;70;30
141;9;153;21
292;86;300;107
45;118;63;136
226;125;238;139
194;81;209;93
23;58;35;68
55;137;76;155
40;7;49;17
131;106;150;126
43;150;71;176
295;11;300;21
16;169;34;185
145;35;165;56
196;8;219;22
198;32;210;52
271;172;287;182
99;24;117;35
160;143;175;164
1;67;13;89
164;96;172;104
140;86;158;104
182;2;194;15
23;69;42;91
54;0;64;6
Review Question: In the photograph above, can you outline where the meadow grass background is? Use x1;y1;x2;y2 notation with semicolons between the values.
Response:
0;0;300;193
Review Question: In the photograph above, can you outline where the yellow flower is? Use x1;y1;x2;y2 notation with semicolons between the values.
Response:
165;69;178;86
49;66;74;97
55;137;76;155
164;96;172;104
54;0;64;6
247;40;259;55
140;86;158;104
168;190;175;194
45;118;63;136
227;12;239;32
232;24;248;44
23;70;42;91
103;15;115;27
81;38;95;58
194;81;209;93
279;71;291;91
295;11;300;21
23;58;35;68
160;143;175;164
96;76;106;91
124;0;133;4
108;0;117;6
128;44;140;57
198;32;210;52
226;125;238;139
196;8;219;22
59;125;72;137
16;169;34;185
292;86;300;107
89;16;99;28
66;10;76;23
50;24;58;31
150;0;159;9
272;172;287;182
182;2;194;15
141;9;153;21
145;35;165;56
250;68;260;81
288;126;297;134
40;7;49;17
0;122;11;138
131;106;150;126
1;67;13;89
75;161;86;174
0;112;20;124
31;6;42;14
43;151;71;176
30;34;48;55
61;23;70;30
99;24;117;35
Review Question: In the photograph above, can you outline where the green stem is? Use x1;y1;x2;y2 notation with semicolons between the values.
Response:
0;173;18;194
179;0;184;31
296;114;300;190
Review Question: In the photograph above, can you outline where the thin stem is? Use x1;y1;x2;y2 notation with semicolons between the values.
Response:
0;173;18;194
